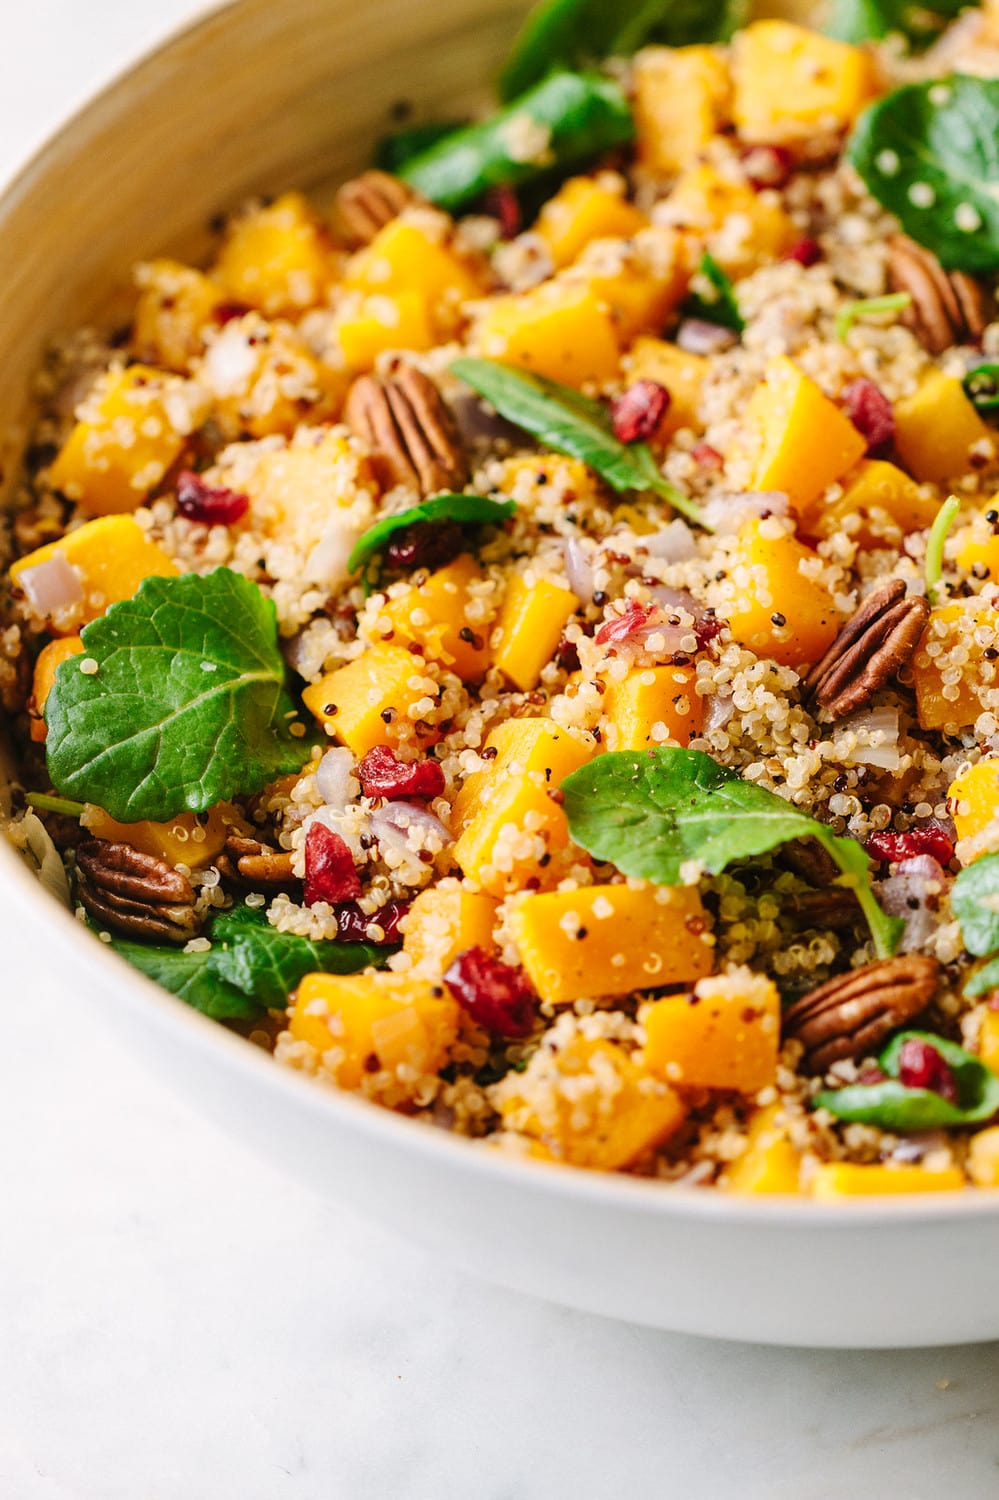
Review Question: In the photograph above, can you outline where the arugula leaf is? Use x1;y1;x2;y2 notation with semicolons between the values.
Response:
815;1030;999;1129
952;852;999;957
106;935;261;1022
45;569;313;824
848;76;999;273
450;358;706;526
561;747;903;958
347;493;516;577
208;904;387;1009
962;361;999;412
500;0;743;101
826;0;969;49
684;252;745;335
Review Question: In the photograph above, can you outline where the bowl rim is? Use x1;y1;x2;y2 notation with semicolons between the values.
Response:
3;0;999;1231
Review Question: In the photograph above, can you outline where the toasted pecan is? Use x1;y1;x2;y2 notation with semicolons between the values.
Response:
345;364;468;496
782;954;939;1073
76;837;201;944
220;832;296;886
887;234;993;355
803;579;929;720
781;888;861;933
332;170;419;250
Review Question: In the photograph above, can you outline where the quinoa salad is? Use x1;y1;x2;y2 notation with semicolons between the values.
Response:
10;1;999;1197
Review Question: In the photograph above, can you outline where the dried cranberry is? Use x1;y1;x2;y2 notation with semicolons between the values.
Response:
554;634;581;673
483;183;522;240
692;610;723;648
335;898;409;944
740;144;795;191
866;822;955;867
610;381;671;444
383;519;464;573
443;946;536;1037
784;237;822;268
358;745;445;800
897;1037;959;1102
842;379;895;459
303;823;361;906
690;441;725;472
595;600;655;645
175;470;249;526
213;301;251;325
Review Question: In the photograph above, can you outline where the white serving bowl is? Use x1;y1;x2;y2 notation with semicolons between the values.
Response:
3;0;998;1349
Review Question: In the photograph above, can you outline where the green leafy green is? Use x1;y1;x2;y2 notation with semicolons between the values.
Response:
374;121;463;174
500;0;743;101
561;747;903;958
450;358;705;525
45;569;313;824
815;1030;999;1129
962;361;999;412
848;75;999;273
106;935;262;1022
952;851;999;956
964;955;999;998
826;0;970;49
833;292;911;342
684;252;745;335
347;493;516;577
25;792;85;818
397;71;634;213
925;493;960;603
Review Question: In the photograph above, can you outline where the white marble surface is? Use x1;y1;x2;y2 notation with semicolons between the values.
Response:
2;6;999;1497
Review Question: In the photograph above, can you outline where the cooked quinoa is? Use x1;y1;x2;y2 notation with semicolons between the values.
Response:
9;6;999;1197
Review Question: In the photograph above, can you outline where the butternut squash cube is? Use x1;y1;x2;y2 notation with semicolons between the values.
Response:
570;226;689;341
967;1125;999;1187
633;45;732;175
894;372;992;483
48;365;192;515
80;804;233;870
302;643;434;757
811;1163;965;1198
643;969;779;1093
342;216;484;328
912;600;995;733
955;500;999;583
738;357;867;512
533;176;646;270
337;291;438;373
512;883;711;1005
724;1103;802;1195
492;453;599;502
289;971;460;1094
732;21;877;145
978;1010;999;1075
379;555;491;681
133;259;224;372
624;337;707;439
199;317;345;439
949;759;999;853
10;515;179;632
232;427;375;562
665;163;797;276
806;459;940;546
29;637;84;740
452;715;593;833
213;192;333;317
602;665;702;751
492;573;579;690
473;280;621;388
718;520;840;668
494;1035;686;1170
402;885;499;972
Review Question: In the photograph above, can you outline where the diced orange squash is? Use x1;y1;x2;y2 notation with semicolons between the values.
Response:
337;291;438;373
967;1125;999;1187
402;886;499;972
724;1103;802;1195
472;280;621;388
602;665;703;750
10;515;179;632
624;337;707;439
665;163;797;276
633;45;732;175
28;637;84;741
200;316;345;439
811;1163;965;1198
806;459;940;547
512;883;712;1005
911;600;995;733
133;259;225;371
379;555;491;681
719;519;840;668
979;1010;999;1075
570;226;688;341
495;1035;686;1170
955;500;999;582
949;759;999;852
738;357;867;512
303;644;436;757
232;427;375;556
289;971;459;1094
213;192;333;317
492;573;579;691
732;21;877;145
342;217;484;326
894;372;992;483
533;176;646;269
643;969;780;1093
48;365;192;515
80;804;233;870
452;716;593;833
492;453;599;503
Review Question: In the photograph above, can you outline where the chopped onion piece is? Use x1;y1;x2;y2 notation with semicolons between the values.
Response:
17;553;84;618
316;748;359;811
833;707;901;770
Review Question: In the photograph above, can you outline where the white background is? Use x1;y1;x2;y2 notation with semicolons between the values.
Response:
1;5;999;1497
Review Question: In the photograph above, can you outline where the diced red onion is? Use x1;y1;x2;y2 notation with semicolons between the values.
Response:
562;537;597;604
315;748;359;811
448;391;524;446
369;800;450;858
676;319;739;355
833;706;901;770
642;520;698;563
877;855;949;953
702;693;735;733
17;553;84;617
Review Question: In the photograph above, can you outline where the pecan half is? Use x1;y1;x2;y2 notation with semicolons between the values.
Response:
345;364;468;496
781;888;861;933
220;832;296;886
887;234;993;354
782;954;939;1073
803;579;929;719
332;171;419;250
76;838;201;944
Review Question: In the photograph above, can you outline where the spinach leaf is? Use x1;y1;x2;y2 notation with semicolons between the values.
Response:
965;954;999;998
500;0;743;102
684;252;745;335
106;935;262;1022
398;71;634;214
952;851;999;956
347;493;516;577
374;121;463;174
450;358;706;525
815;1030;999;1129
209;904;388;1009
45;569;313;824
848;75;999;273
561;747;903;958
827;0;969;49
